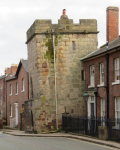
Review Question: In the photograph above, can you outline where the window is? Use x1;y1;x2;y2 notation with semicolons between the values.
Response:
81;70;85;81
100;63;104;84
90;66;95;86
10;105;12;117
101;98;105;117
22;79;24;91
10;84;12;95
115;97;120;119
16;83;18;94
72;41;75;50
114;58;119;81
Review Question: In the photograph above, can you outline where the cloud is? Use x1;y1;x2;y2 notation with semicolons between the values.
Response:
0;0;120;74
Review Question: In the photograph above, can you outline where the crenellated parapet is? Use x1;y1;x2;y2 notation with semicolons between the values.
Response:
26;14;98;43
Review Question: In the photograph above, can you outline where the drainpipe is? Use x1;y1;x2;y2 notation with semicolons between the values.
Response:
6;81;7;125
52;30;58;130
106;42;109;123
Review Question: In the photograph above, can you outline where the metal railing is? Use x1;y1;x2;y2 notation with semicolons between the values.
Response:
62;115;120;142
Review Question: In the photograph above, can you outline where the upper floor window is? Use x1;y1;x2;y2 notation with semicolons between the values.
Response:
90;66;94;86
16;83;18;94
100;63;104;84
22;79;24;92
114;58;119;81
72;41;75;50
10;84;12;95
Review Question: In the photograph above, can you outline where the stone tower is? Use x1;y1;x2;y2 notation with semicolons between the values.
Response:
25;9;98;133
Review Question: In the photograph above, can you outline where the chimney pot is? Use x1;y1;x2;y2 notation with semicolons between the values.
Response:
63;9;66;15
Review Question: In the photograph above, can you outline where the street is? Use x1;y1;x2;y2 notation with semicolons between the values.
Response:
0;131;117;150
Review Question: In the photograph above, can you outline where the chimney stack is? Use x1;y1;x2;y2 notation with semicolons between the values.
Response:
106;6;119;43
63;9;66;15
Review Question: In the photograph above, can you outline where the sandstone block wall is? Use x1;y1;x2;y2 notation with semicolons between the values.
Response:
26;15;98;132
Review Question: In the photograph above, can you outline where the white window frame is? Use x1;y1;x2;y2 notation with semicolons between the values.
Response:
100;63;104;84
101;98;105;117
21;79;24;92
10;84;12;95
114;58;119;81
10;105;12;117
115;97;120;119
16;82;18;95
90;65;95;86
114;97;120;129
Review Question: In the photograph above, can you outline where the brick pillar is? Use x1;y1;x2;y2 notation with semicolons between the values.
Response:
106;6;119;43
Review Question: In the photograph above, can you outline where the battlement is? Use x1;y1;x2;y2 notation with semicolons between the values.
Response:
26;11;98;43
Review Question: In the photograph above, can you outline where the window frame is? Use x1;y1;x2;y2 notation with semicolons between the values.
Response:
101;98;105;117
16;82;18;95
22;79;25;92
114;58;119;82
90;65;95;86
10;84;12;95
10;105;12;117
100;63;104;84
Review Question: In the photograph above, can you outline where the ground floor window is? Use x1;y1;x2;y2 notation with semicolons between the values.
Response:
101;98;105;117
115;97;120;119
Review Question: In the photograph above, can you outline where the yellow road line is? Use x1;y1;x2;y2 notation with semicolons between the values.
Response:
67;138;118;150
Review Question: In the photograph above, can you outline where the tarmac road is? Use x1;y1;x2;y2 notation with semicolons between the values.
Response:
0;131;118;150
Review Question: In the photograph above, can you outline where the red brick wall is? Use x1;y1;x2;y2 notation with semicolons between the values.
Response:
6;65;29;129
84;50;120;119
107;6;119;43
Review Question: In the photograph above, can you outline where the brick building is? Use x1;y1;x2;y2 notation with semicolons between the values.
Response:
81;7;120;121
25;9;98;132
6;60;29;129
0;64;18;122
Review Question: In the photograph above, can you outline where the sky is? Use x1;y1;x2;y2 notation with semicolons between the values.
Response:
0;0;120;75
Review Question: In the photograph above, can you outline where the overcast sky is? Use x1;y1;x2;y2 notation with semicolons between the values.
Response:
0;0;120;75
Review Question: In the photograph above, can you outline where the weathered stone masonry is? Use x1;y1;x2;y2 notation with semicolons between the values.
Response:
25;10;98;133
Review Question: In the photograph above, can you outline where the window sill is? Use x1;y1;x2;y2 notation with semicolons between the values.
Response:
112;81;120;85
15;93;18;95
88;85;95;88
10;116;12;118
21;90;25;93
9;94;12;96
97;83;104;87
112;126;120;130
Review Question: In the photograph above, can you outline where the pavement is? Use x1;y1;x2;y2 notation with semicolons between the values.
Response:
1;130;120;149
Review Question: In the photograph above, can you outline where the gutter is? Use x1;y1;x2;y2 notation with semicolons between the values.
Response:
81;45;120;61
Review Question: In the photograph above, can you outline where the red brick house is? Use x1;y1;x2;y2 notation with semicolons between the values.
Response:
0;64;18;123
6;60;29;129
81;7;120;122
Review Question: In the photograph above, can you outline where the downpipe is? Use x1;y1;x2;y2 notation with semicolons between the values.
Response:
52;31;58;130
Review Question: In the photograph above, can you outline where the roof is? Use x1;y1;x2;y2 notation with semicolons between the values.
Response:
81;36;120;61
5;76;17;81
15;60;28;77
6;60;28;82
21;60;28;73
0;75;8;80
